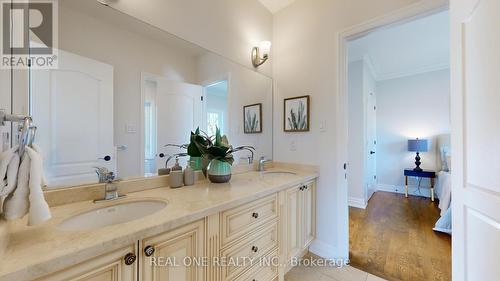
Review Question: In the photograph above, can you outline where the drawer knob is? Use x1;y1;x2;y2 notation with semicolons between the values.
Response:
124;253;136;265
299;186;304;191
144;245;155;257
251;246;259;253
252;212;259;219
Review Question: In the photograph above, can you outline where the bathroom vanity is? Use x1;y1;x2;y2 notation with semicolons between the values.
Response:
0;1;312;280
0;165;318;281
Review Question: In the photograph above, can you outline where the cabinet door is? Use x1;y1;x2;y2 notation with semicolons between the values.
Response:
36;245;137;281
302;181;316;248
285;186;302;262
142;220;205;281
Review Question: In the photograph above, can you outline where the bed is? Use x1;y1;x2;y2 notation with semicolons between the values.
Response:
433;134;452;234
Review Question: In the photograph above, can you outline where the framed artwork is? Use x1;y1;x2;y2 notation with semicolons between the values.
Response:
284;95;310;132
243;103;262;133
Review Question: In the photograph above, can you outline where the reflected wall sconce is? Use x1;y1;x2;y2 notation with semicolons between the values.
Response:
252;41;271;67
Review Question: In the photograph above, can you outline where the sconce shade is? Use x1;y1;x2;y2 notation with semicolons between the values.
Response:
259;41;272;55
408;138;428;152
252;41;271;67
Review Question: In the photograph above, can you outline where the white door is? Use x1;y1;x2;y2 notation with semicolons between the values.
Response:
31;50;114;187
154;78;202;170
451;0;500;280
365;91;377;201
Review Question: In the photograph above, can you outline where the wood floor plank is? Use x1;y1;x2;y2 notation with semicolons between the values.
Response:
349;192;451;281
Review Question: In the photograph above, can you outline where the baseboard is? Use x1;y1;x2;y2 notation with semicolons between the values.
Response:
376;184;431;198
348;196;367;209
309;239;347;260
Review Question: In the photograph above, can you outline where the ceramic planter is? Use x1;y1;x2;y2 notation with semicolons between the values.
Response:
207;159;232;183
189;156;203;171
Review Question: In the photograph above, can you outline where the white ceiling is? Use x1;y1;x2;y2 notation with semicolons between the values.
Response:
348;11;450;81
257;0;296;14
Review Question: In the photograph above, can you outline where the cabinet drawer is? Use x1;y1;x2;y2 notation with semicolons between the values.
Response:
221;221;278;281
221;194;278;246
233;249;278;281
36;244;137;281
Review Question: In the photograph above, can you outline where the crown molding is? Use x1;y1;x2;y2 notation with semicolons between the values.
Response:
348;54;449;82
377;61;450;81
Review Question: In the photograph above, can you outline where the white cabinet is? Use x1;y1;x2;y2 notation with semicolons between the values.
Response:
302;181;316;248
284;181;316;271
284;185;302;262
141;220;205;281
36;245;137;281
34;179;316;281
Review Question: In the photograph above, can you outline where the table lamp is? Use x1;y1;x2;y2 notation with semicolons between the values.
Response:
408;138;428;172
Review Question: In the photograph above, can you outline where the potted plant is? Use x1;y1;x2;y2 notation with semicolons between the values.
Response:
187;128;204;171
194;127;254;183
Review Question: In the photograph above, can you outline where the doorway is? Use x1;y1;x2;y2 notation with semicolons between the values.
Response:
341;5;452;281
203;80;229;136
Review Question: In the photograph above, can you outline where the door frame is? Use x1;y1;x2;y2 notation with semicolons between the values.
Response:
140;72;163;176
336;0;449;257
199;72;231;134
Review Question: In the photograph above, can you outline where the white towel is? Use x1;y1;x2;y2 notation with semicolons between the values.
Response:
25;146;51;226
0;146;20;197
31;144;47;187
3;152;30;220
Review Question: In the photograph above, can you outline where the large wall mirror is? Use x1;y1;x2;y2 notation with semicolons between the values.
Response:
5;0;273;189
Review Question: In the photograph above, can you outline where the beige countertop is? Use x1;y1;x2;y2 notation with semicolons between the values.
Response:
0;167;318;281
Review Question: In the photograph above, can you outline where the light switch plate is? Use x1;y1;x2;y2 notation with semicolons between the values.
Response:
319;121;326;132
125;124;137;134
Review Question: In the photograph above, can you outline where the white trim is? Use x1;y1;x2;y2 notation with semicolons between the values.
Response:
348;196;367;209
347;54;450;82
309;239;346;260
337;0;449;260
377;62;450;81
376;184;432;198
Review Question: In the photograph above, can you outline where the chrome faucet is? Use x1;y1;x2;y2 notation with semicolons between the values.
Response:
258;156;272;172
94;167;125;203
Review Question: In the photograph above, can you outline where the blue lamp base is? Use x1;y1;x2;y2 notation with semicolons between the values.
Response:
413;152;423;172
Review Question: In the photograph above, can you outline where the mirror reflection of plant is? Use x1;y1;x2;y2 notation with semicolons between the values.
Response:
288;101;307;130
245;111;259;132
193;127;255;173
164;127;206;157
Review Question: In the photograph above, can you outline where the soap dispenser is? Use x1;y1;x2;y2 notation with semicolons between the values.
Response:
171;158;182;171
169;157;184;188
184;163;195;186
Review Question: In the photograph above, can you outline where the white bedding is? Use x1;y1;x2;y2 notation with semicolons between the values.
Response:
435;171;452;216
434;171;452;234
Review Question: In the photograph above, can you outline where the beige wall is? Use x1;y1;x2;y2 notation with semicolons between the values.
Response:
272;0;443;258
59;5;199;178
196;53;273;162
108;0;273;77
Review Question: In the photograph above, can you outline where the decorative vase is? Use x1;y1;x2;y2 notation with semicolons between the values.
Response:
207;159;232;183
189;156;203;171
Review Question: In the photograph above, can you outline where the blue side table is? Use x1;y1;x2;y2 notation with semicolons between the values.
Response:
404;169;436;201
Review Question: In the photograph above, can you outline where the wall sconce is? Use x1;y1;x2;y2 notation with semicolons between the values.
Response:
252;41;271;67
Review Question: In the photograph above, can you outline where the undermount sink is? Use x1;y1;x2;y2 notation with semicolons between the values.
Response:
58;199;167;231
261;171;297;176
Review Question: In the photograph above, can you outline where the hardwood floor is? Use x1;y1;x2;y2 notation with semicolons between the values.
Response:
349;191;451;281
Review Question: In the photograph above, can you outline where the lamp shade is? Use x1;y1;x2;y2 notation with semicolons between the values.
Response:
408;139;428;152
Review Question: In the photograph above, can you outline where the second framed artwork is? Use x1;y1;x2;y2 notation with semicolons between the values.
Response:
243;103;262;134
284;95;310;132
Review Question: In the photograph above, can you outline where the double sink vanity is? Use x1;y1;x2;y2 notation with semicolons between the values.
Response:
0;164;318;281
0;1;316;280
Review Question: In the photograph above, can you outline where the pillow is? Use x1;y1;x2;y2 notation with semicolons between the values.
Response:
440;146;451;172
